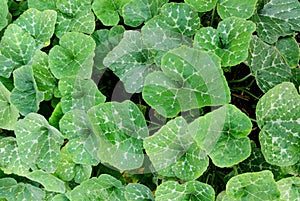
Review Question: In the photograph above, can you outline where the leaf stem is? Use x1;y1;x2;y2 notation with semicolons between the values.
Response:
231;88;260;100
229;73;253;83
210;7;216;27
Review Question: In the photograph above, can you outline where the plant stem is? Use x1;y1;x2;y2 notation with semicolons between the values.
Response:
250;118;257;122
229;73;253;83
231;88;260;100
210;7;216;27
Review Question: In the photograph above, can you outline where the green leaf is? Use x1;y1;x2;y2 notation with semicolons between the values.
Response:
0;0;8;31
141;3;200;64
217;0;258;19
14;113;64;173
14;8;57;48
256;82;300;166
58;77;105;113
70;174;125;201
291;68;300;89
49;102;64;129
59;109;101;165
103;31;157;93
277;177;300;201
144;117;209;181
0;82;19;130
125;183;154;201
155;181;215;201
189;104;252;167
0;177;45;201
0;24;36;78
142;46;230;118
28;0;57;11
251;0;300;44
122;0;168;27
26;170;66;193
184;0;217;12
55;0;95;38
88;100;149;171
10;65;44;116
275;36;299;68
49;32;96;79
225;170;280;200
194;17;256;67
0;137;30;175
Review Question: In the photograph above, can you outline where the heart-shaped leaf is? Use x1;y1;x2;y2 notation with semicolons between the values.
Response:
0;0;8;31
217;0;258;19
125;183;155;201
277;177;300;201
184;0;217;12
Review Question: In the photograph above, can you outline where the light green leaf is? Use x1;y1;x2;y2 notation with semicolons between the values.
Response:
26;170;66;193
184;0;217;12
32;51;57;101
277;177;300;201
122;0;168;27
14;8;57;48
0;137;30;176
125;183;154;201
155;181;215;201
0;82;19;130
194;17;256;67
59;109;101;165
10;65;44;116
58;77;105;113
141;3;200;64
49;102;64;129
0;24;36;78
251;0;300;44
88;100;148;171
103;31;157;93
0;0;8;31
28;0;57;11
49;32;96;79
70;174;125;201
55;0;95;38
189;104;252;167
275;36;299;68
14;113;64;173
0;177;45;201
246;36;292;92
217;0;258;19
256;82;300;166
142;46;230;118
225;170;280;200
144;117;209;181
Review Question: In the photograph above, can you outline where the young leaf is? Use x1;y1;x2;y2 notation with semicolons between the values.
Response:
103;31;157;93
256;82;300;166
184;0;217;12
0;0;8;31
155;181;215;201
49;102;64;129
225;170;280;200
14;113;64;173
125;183;155;201
0;82;19;130
10;65;44;116
251;0;300;44
144;117;209;181
189;104;252;167
194;17;256;67
277;177;300;201
58;77;106;113
217;0;258;19
55;0;95;38
88;100;149;171
49;32;96;79
14;8;57;48
0;24;36;78
142;45;230;118
28;0;57;11
122;0;168;27
0;177;45;201
59;109;101;165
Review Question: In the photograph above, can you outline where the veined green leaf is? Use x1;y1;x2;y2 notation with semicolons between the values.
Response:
155;181;215;201
189;104;252;167
122;0;168;27
184;0;217;12
251;0;300;44
0;0;8;31
49;32;96;79
0;82;19;130
14;8;57;48
28;0;57;10
0;24;36;78
103;31;157;93
275;36;299;68
143;46;230;118
125;183;155;201
277;177;300;201
256;82;300;166
194;17;256;67
14;113;64;173
10;65;44;116
88;100;149;171
225;170;280;200
217;0;258;19
291;68;300;89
